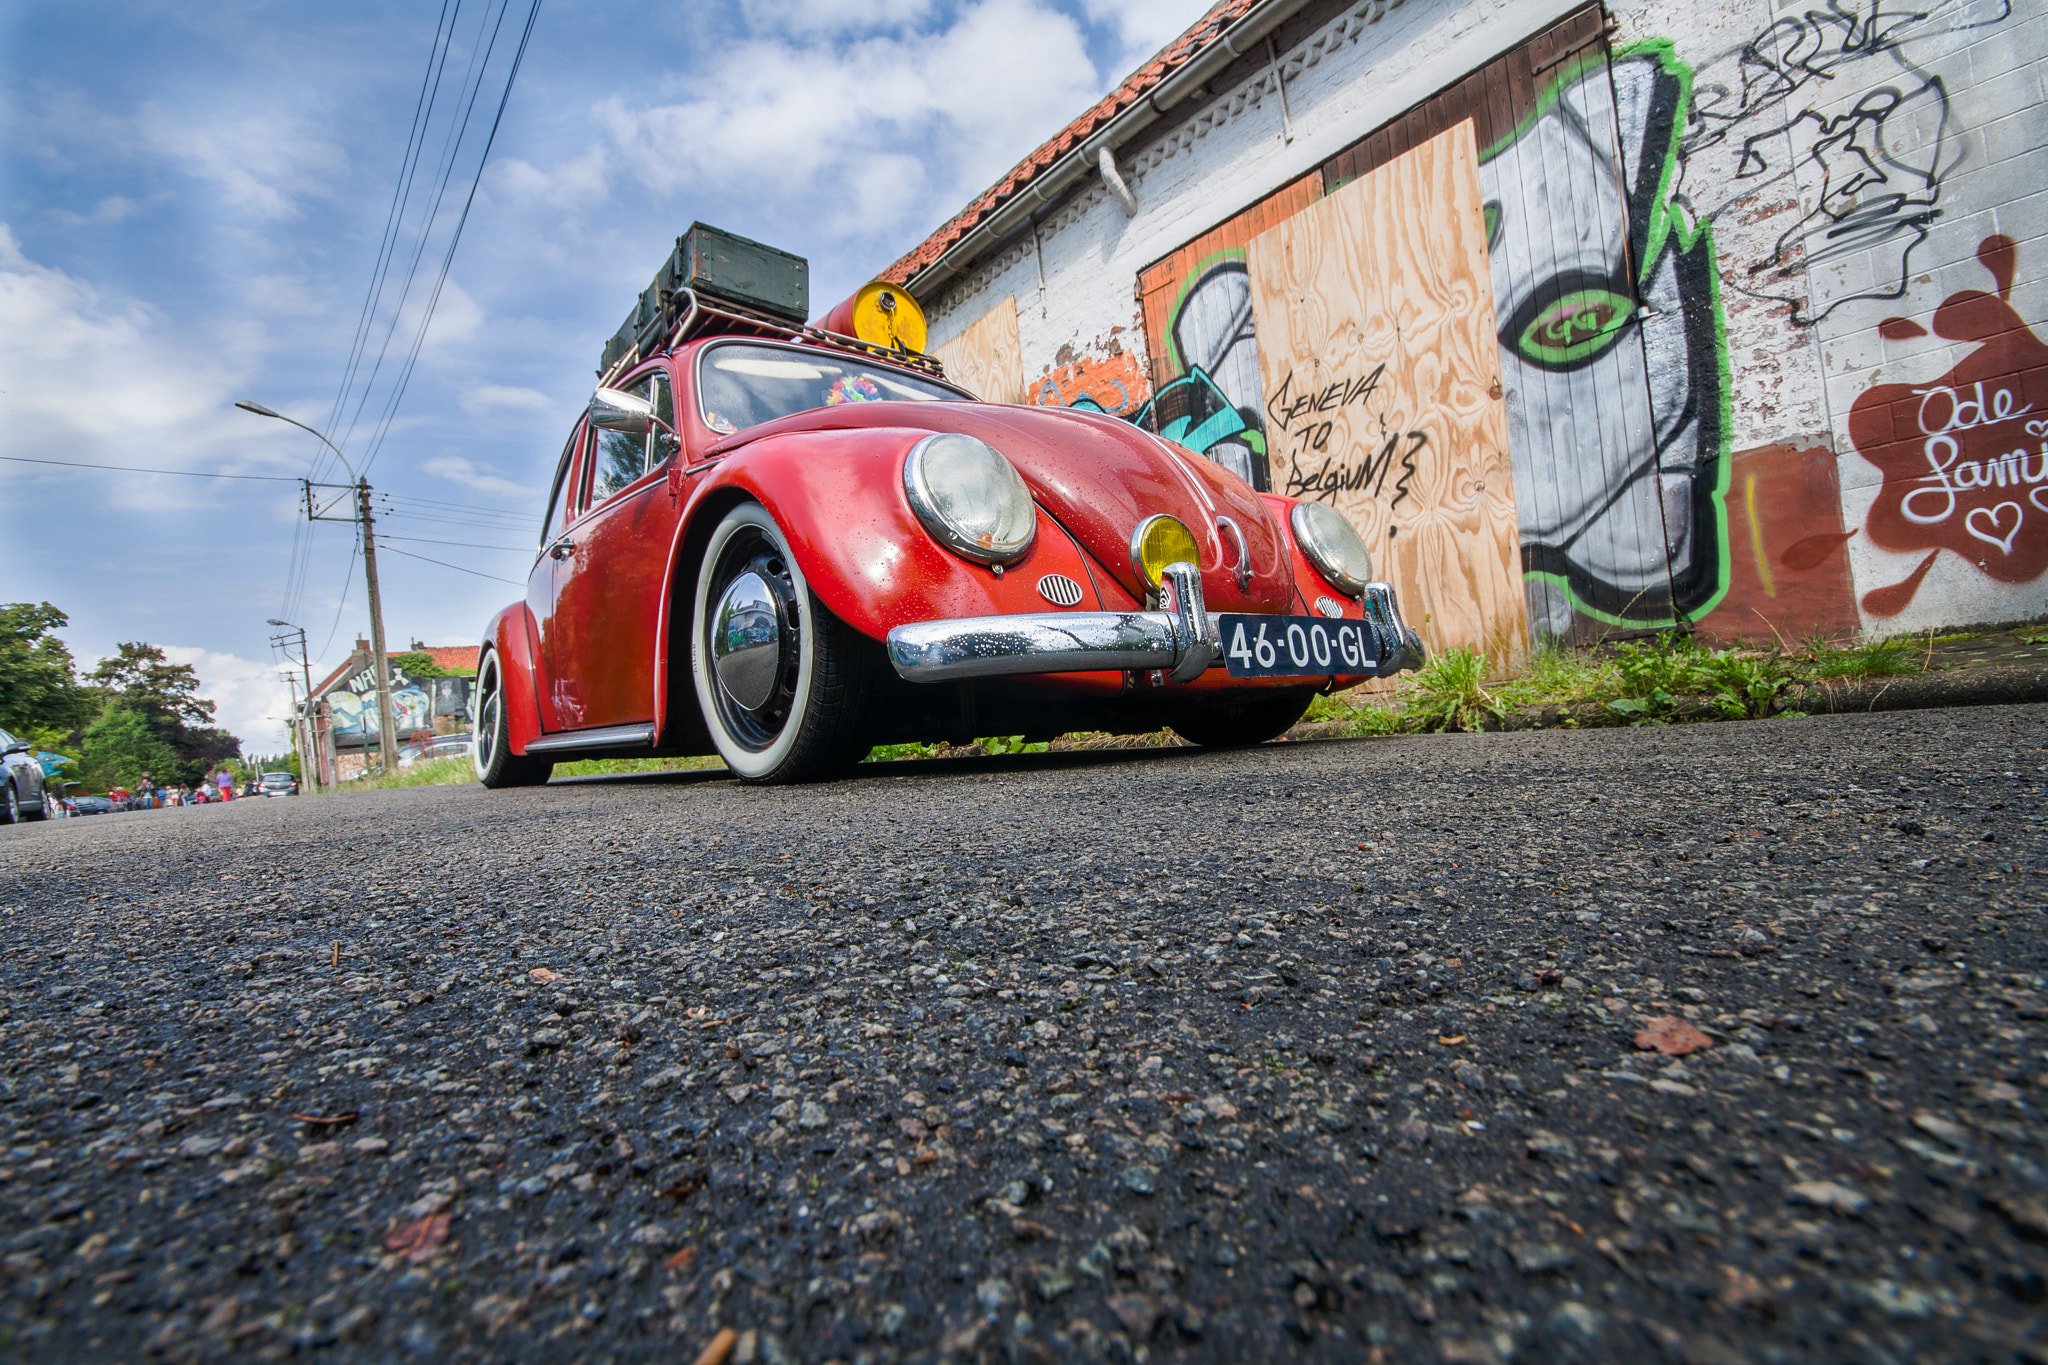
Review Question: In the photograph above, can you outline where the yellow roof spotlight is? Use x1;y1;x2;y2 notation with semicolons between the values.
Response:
1130;514;1201;588
822;281;928;355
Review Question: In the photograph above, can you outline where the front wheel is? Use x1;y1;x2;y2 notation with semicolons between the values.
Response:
1;782;17;825
473;648;553;789
691;502;877;784
1170;690;1315;748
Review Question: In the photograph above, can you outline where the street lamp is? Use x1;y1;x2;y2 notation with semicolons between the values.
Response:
238;402;399;775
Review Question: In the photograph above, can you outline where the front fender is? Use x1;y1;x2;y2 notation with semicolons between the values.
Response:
484;602;545;757
674;428;1121;643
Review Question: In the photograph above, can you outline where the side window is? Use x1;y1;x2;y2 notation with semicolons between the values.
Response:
542;423;582;541
650;372;677;465
589;372;656;505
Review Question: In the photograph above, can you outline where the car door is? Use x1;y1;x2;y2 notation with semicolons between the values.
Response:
528;422;585;731
540;365;682;731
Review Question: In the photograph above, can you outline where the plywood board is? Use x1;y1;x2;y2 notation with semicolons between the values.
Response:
933;297;1024;404
1247;119;1529;666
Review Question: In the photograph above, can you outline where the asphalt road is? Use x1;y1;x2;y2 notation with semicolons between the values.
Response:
2;705;2045;1364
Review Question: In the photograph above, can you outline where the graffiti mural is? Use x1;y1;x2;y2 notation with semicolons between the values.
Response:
1482;42;1729;639
1027;347;1148;418
1849;236;2048;615
1676;0;2011;327
1134;258;1272;490
1136;176;1324;494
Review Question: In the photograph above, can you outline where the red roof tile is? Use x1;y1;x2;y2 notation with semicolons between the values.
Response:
881;0;1259;289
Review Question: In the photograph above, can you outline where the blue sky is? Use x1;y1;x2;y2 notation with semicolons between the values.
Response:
0;0;1210;750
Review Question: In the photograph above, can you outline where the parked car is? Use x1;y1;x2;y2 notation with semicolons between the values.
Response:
398;735;474;767
0;728;56;822
474;264;1421;789
257;772;299;797
67;794;114;816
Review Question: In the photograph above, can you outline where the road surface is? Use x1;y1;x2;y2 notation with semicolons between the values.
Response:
1;705;2044;1362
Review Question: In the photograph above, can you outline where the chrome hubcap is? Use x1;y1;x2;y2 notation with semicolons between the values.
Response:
711;570;782;711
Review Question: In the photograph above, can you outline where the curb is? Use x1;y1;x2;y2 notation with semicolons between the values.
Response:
1285;663;2048;740
1789;663;2048;715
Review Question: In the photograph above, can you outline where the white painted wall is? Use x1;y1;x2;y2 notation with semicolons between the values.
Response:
926;0;1586;384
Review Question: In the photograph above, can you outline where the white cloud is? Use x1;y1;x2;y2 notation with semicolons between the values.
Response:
53;195;146;227
422;454;534;500
144;106;347;222
0;225;291;502
243;272;330;318
1080;0;1209;70
738;0;937;36
517;0;1102;239
161;646;297;754
458;383;554;415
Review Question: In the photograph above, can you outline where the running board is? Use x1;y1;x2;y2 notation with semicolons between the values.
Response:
524;723;656;755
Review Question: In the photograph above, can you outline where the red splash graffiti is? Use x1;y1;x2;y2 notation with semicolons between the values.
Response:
1028;351;1149;415
1847;236;2048;615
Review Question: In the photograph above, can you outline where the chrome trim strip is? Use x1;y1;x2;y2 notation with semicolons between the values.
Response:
525;723;657;754
886;612;1180;681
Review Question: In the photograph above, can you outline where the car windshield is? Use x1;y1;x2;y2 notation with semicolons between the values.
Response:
697;342;962;435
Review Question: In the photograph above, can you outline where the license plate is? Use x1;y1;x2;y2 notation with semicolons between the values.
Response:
1217;614;1379;678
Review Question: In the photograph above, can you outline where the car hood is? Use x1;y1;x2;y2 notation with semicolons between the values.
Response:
707;401;1293;610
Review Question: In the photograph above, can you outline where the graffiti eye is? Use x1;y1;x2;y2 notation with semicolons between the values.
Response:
1508;286;1635;370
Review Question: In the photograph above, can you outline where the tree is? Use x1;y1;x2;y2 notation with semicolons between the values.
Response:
81;708;178;790
0;603;92;735
390;651;446;678
86;643;240;786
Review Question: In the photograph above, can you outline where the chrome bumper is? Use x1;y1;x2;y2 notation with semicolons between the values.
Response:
884;562;1425;684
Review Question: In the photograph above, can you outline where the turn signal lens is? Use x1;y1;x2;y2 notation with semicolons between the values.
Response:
1130;514;1200;588
1290;500;1375;595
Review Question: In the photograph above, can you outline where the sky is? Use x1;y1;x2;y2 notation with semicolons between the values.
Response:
0;0;1212;753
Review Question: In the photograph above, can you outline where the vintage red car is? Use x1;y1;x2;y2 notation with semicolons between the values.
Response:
474;262;1422;788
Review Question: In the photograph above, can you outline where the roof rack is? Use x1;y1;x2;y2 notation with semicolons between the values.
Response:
597;288;949;389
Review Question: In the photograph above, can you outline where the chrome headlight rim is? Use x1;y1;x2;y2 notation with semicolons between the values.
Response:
902;432;1037;566
1290;500;1374;595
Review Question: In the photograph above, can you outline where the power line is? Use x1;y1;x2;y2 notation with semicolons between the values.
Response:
360;0;544;478
381;533;533;552
0;454;300;481
378;543;523;584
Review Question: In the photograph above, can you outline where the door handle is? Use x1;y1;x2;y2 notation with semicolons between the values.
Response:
548;540;573;561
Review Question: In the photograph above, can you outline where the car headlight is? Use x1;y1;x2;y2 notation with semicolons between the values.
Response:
1130;514;1201;587
902;433;1037;564
1290;501;1375;594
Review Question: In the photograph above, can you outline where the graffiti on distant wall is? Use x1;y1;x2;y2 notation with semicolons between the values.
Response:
1135;257;1273;491
321;662;471;750
1481;43;1729;637
1027;348;1148;417
1679;0;2011;327
1849;236;2048;614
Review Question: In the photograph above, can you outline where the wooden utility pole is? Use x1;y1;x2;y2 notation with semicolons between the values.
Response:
357;478;400;773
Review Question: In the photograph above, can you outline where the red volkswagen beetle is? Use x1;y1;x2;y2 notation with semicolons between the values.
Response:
475;259;1422;788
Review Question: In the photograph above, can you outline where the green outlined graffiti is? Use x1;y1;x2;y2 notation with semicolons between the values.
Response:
1135;254;1273;491
1480;39;1733;635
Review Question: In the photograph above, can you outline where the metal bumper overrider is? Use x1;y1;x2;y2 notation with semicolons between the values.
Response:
884;561;1425;684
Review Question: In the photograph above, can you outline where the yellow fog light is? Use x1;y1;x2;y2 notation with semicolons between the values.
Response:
1130;514;1200;587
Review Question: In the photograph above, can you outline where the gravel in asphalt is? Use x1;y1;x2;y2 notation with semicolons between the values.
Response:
1;705;2044;1363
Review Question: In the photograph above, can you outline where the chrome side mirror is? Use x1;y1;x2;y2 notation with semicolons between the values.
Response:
1;742;29;756
589;387;655;433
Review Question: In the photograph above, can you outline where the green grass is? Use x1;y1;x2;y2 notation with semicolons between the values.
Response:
331;752;721;791
338;756;477;790
552;756;722;777
1808;635;1917;678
